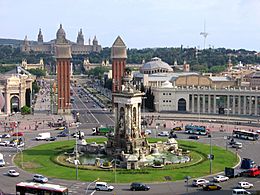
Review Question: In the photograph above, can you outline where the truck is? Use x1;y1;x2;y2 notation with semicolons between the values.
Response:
35;132;51;141
225;167;248;178
92;126;114;136
0;153;5;167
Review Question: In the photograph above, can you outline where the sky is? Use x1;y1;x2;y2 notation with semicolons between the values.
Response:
0;0;260;51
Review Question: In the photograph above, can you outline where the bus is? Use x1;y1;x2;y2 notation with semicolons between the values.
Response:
232;129;259;141
16;182;68;195
185;125;208;135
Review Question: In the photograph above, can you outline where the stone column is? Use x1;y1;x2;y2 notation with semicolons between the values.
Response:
6;92;11;114
197;94;200;113
232;95;236;115
213;95;216;114
255;96;258;116
208;95;211;114
243;96;246;115
227;95;230;115
249;96;252;115
202;95;205;113
191;94;195;113
238;96;241;115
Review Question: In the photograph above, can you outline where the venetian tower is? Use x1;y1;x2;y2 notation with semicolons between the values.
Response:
111;36;127;93
55;24;72;114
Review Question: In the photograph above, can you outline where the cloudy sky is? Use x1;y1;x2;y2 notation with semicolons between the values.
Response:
0;0;260;50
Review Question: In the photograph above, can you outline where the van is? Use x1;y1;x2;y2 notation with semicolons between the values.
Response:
232;189;251;195
0;153;5;167
95;182;114;191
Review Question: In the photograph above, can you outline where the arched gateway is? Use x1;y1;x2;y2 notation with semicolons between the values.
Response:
178;98;186;112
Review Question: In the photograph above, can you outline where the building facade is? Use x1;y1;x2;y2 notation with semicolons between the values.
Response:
0;67;34;115
153;82;260;116
21;25;102;54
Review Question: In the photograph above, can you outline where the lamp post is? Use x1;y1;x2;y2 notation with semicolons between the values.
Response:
184;176;191;193
209;133;213;174
85;178;99;195
75;124;79;180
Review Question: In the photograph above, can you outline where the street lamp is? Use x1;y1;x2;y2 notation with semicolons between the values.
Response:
184;176;191;193
209;133;213;174
85;178;99;195
75;124;80;180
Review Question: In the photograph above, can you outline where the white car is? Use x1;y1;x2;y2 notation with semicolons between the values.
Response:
8;169;19;177
158;131;169;137
145;130;152;135
95;182;114;191
238;181;254;189
0;141;10;146
213;175;229;182
192;178;210;187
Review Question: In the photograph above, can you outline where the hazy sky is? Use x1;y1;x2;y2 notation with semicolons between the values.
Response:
0;0;260;51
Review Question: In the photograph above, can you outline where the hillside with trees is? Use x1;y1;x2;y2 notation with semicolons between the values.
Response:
0;44;260;74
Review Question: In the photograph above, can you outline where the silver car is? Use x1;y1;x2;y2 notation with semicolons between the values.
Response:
33;174;48;183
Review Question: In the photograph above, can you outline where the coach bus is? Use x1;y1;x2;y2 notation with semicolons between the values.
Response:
185;125;208;135
232;129;259;141
16;182;68;195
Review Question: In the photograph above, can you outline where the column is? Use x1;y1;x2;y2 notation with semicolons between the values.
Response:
208;95;211;114
197;94;200;113
232;95;236;115
255;96;258;116
227;95;230;115
191;94;195;113
243;96;246;115
249;96;252;115
213;95;216;114
238;96;241;115
6;92;11;114
202;95;205;113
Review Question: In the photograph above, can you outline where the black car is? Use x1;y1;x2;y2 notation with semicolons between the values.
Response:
130;183;150;191
57;132;69;137
188;135;199;140
169;133;177;138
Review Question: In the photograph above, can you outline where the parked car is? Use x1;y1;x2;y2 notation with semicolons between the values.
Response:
8;169;19;177
0;141;10;146
158;131;169;137
45;137;57;141
12;132;24;137
237;182;253;189
0;134;11;138
192;179;209;187
188;135;200;140
213;175;229;182
95;182;114;191
130;182;150;191
33;174;48;183
203;183;222;191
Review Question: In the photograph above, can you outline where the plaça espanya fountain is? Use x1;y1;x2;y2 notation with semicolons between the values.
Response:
73;70;190;169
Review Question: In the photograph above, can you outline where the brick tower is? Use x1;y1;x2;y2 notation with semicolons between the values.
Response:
55;24;72;114
111;36;127;93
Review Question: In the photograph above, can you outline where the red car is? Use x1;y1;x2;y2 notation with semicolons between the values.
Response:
12;132;24;136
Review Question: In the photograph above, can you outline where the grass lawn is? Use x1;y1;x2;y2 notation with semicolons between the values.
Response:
14;138;238;183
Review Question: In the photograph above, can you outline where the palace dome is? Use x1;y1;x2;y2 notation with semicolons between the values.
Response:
140;57;173;74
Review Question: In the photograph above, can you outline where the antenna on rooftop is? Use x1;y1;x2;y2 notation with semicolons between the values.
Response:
200;21;209;50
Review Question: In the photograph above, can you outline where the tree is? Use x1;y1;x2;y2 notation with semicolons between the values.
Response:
21;105;31;114
28;68;46;78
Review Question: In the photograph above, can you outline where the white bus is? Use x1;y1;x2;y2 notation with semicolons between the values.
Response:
232;129;259;141
16;182;68;195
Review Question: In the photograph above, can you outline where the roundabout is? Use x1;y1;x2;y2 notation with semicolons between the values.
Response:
14;137;238;183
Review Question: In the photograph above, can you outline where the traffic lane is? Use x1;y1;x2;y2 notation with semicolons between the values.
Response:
91;109;114;127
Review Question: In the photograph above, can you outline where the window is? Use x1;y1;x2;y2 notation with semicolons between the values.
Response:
163;93;165;95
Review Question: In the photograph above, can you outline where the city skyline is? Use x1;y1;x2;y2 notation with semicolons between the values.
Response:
0;0;260;51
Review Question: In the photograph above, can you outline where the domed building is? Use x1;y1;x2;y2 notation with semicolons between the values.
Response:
21;24;102;54
140;57;173;74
